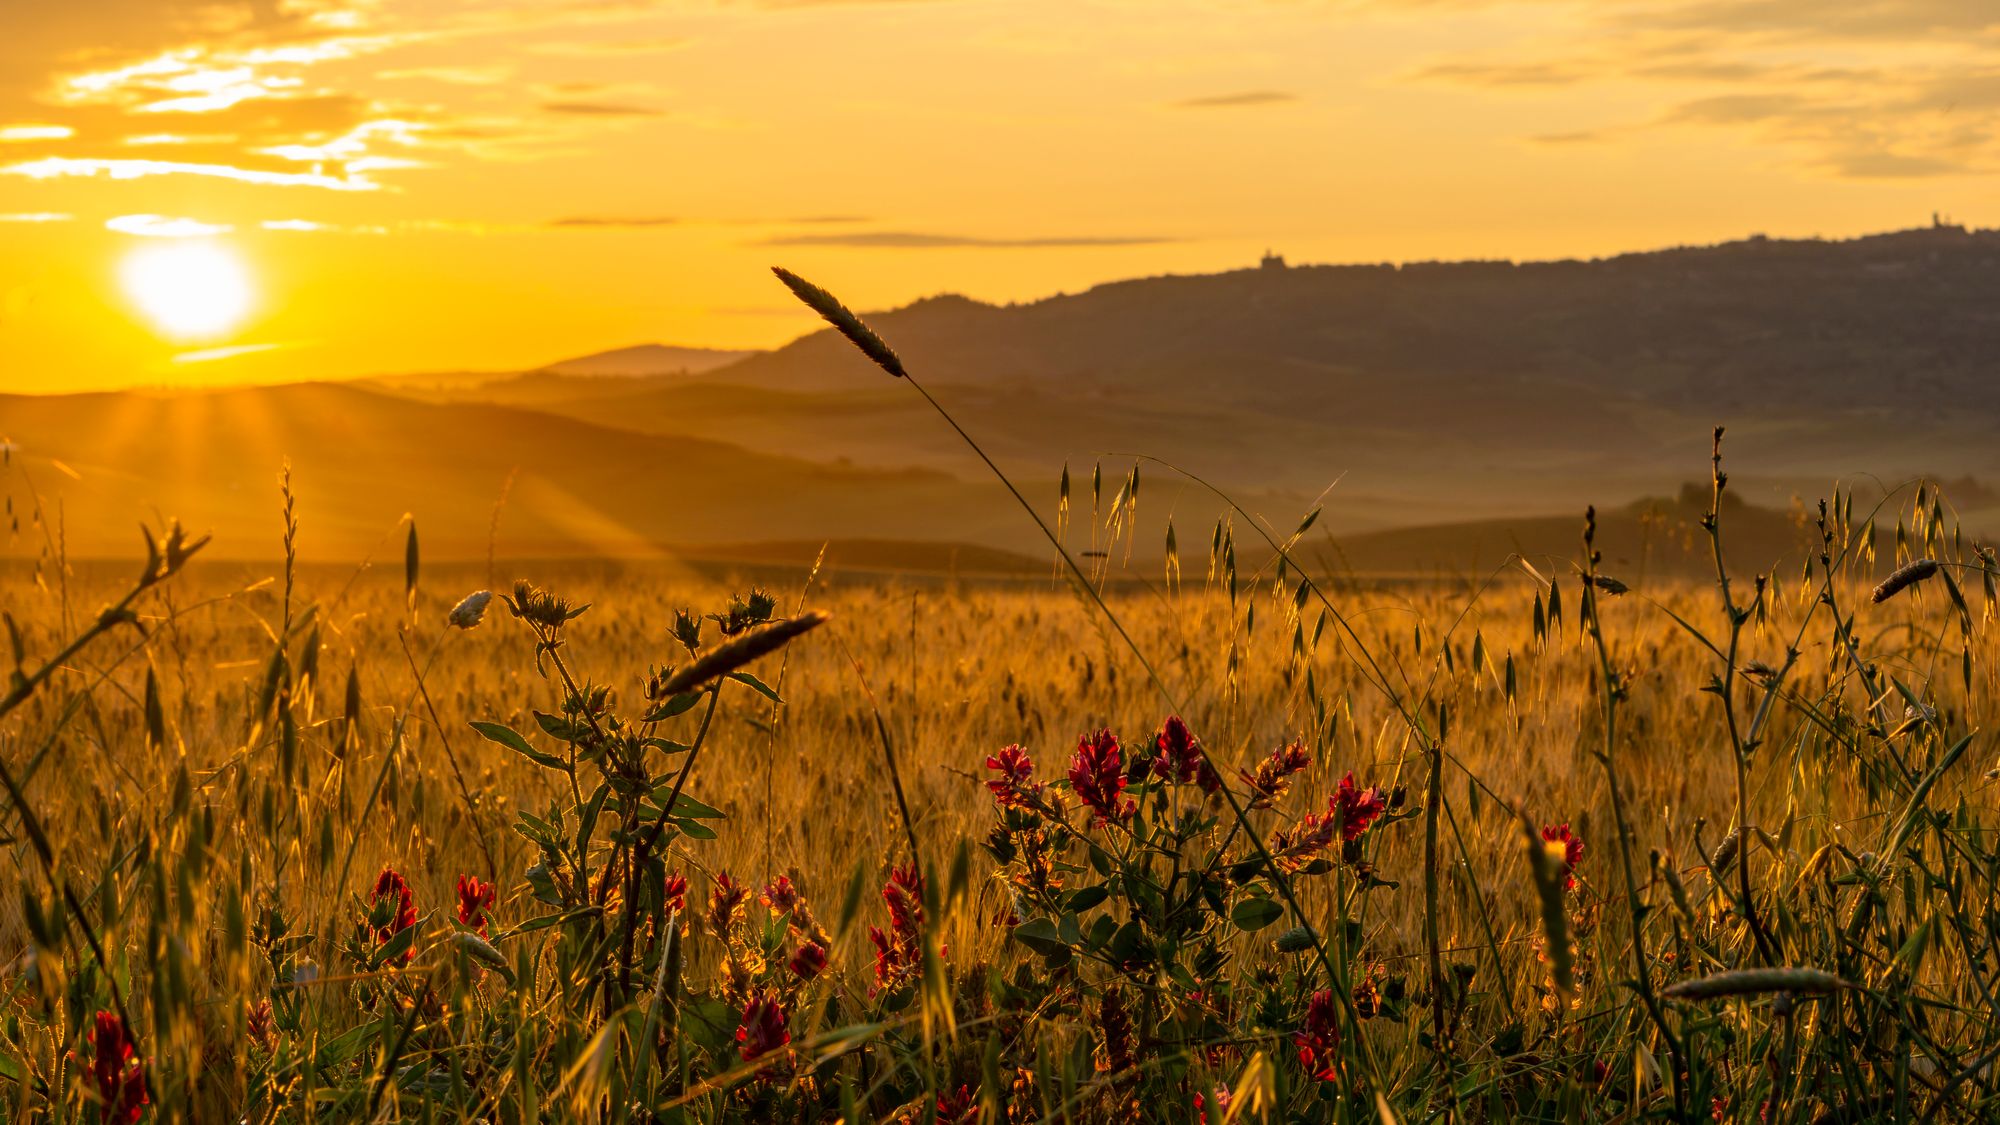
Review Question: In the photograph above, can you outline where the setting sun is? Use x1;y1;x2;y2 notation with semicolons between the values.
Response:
118;241;252;340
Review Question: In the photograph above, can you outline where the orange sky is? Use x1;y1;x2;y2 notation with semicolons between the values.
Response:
1;0;1994;392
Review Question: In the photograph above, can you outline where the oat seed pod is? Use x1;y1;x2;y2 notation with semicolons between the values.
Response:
771;267;906;377
1662;967;1847;1001
654;611;831;698
1873;558;1939;603
448;590;493;629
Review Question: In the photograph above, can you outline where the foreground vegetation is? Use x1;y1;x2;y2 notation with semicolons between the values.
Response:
6;281;2000;1123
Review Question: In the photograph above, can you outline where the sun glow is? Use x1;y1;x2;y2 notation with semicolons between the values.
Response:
119;241;253;339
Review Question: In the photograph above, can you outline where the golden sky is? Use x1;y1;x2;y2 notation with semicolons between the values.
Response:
1;0;1993;391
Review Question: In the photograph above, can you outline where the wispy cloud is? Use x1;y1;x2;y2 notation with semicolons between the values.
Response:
1171;90;1298;108
106;213;233;237
540;101;665;117
550;215;678;228
0;212;69;223
759;231;1176;248
171;342;290;364
4;156;382;190
1405;0;2000;179
0;124;74;142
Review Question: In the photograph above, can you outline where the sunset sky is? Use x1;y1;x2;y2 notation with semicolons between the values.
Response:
1;0;1993;392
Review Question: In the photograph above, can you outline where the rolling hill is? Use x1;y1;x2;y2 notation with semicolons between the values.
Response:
4;223;1992;571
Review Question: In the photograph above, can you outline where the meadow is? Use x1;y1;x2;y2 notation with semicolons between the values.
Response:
3;279;1999;1123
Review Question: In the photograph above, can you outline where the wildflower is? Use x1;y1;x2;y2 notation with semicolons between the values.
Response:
1068;729;1135;826
869;864;928;994
883;863;924;933
734;992;790;1067
937;1085;978;1124
985;744;1037;809
789;940;828;980
455;875;496;936
1195;1088;1233;1125
1014;827;1062;897
447;590;492;629
1095;987;1135;1075
246;1000;275;1050
369;867;417;963
89;1011;147;1125
1294;989;1341;1081
761;875;800;915
707;873;749;937
1152;715;1205;786
664;872;688;915
1541;823;1585;892
1242;742;1311;807
1334;772;1388;842
1353;971;1381;1020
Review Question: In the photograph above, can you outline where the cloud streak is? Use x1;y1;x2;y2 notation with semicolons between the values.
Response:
1172;90;1298;108
3;156;382;190
758;231;1176;248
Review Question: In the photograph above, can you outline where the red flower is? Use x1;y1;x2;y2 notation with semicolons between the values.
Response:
707;873;749;936
1334;773;1388;842
1293;989;1341;1082
985;744;1041;809
761;875;800;915
869;864;930;993
1542;823;1585;892
663;872;688;915
369;867;418;962
89;1011;147;1124
937;1084;977;1123
1068;729;1135;826
1195;1088;1233;1125
789;940;828;980
1242;743;1312;807
1152;716;1206;785
455;875;496;936
734;992;790;1067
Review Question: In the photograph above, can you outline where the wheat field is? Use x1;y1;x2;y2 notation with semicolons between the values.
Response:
3;425;1997;1123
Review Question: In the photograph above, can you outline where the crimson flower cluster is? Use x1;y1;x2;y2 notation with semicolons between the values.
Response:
735;992;790;1069
1542;823;1585;892
1294;988;1342;1082
868;864;927;994
985;744;1038;809
1068;729;1136;826
370;867;418;963
707;873;749;937
1242;742;1313;807
89;1011;147;1125
455;875;496;937
1152;715;1220;793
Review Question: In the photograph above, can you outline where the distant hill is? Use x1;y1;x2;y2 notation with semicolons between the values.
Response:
544;344;760;377
0;383;1023;560
382;224;2000;532
8;224;1993;568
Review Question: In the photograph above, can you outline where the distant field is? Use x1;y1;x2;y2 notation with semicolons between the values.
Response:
2;470;1996;1119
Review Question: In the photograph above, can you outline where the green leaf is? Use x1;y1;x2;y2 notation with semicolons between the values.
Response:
1066;885;1109;912
533;710;584;742
660;793;726;820
469;721;568;771
670;817;718;841
727;671;782;703
642;693;702;722
1231;897;1284;932
1012;918;1067;956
